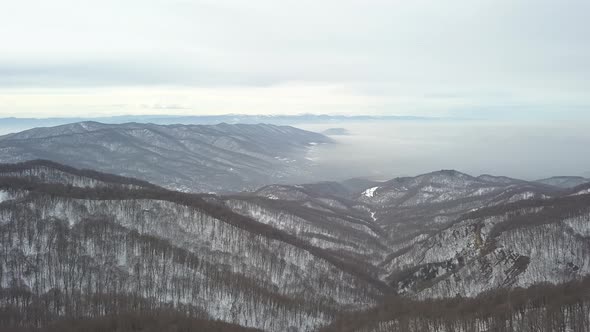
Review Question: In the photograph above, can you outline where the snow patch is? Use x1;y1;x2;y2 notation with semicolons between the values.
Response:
572;188;590;196
274;156;295;163
363;187;379;198
0;191;8;203
508;191;535;203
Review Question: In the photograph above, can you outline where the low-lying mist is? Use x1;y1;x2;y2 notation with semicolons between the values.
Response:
2;118;589;184
298;120;590;182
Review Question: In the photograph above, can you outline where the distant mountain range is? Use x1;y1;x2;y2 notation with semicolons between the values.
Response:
0;121;331;192
535;176;590;188
0;114;436;134
2;120;590;331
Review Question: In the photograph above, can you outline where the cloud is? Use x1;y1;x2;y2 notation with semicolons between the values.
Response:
0;0;589;117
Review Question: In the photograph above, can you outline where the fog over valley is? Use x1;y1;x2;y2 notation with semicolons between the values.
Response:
301;120;590;181
2;117;589;182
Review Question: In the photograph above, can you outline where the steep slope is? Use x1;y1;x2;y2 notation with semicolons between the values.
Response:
317;174;590;332
0;122;332;193
228;172;590;304
322;277;590;332
223;185;390;270
356;170;558;243
358;170;552;208
0;159;157;190
2;161;590;331
0;162;383;332
337;170;590;302
380;194;590;299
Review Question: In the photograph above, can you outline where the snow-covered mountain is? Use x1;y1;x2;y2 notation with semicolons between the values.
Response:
226;171;590;303
0;121;332;193
380;193;590;298
357;170;553;208
353;170;557;247
0;161;380;331
1;161;589;331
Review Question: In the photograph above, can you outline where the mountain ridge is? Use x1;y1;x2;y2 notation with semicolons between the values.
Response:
0;122;332;193
535;175;590;188
1;160;590;331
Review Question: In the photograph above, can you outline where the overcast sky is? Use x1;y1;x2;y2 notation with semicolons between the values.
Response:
1;0;589;118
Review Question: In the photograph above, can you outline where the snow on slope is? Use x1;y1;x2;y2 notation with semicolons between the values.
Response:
0;165;386;331
0;122;333;192
0;190;8;203
363;187;379;198
2;161;590;331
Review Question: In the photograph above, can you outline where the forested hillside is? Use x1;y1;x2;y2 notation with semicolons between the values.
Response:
0;122;331;192
1;161;589;331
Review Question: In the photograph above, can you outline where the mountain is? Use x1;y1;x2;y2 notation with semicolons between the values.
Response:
0;160;382;331
339;170;590;308
322;277;590;332
353;170;556;245
235;170;590;302
340;177;383;194
0;121;332;193
357;170;552;208
535;176;590;188
1;161;589;331
0;114;436;134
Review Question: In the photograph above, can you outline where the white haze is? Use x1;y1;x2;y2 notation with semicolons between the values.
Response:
1;119;589;181
299;120;590;181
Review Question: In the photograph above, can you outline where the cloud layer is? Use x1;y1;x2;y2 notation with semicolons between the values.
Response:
1;0;589;117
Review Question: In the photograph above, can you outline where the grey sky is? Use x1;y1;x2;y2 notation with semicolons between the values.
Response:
1;0;589;117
